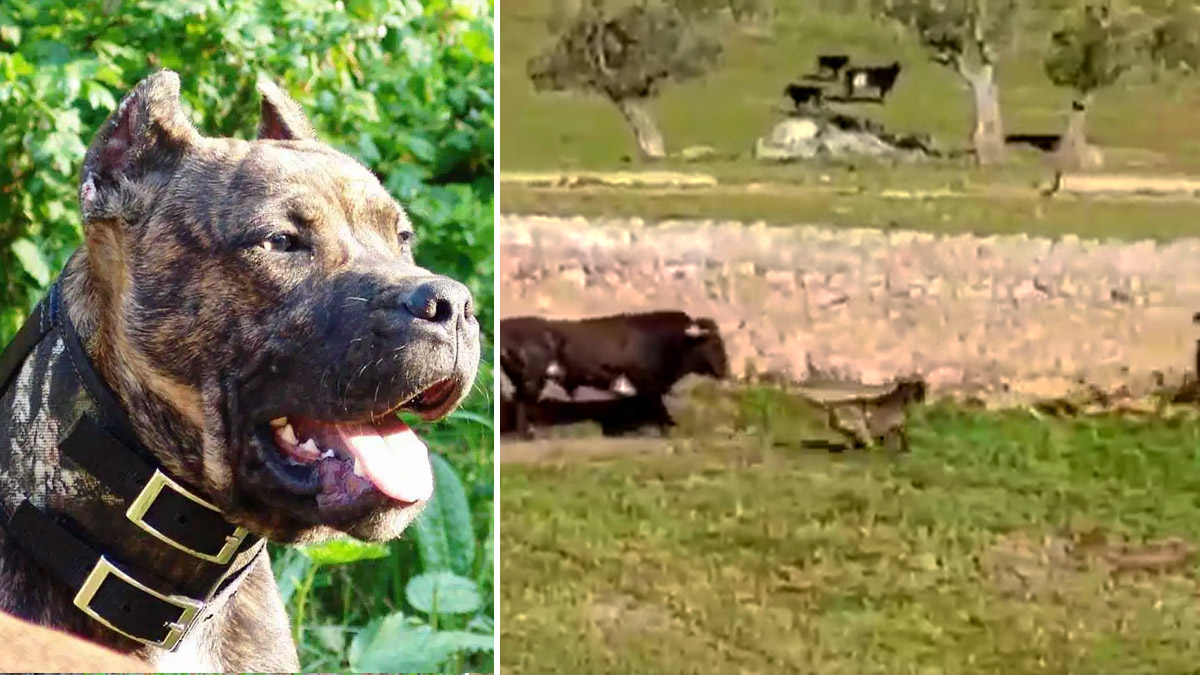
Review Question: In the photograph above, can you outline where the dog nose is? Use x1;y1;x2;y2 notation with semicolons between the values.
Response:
402;278;473;324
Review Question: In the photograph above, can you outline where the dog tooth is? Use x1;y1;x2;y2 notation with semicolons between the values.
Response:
269;417;288;428
321;449;336;460
353;457;365;477
297;439;319;456
279;424;298;446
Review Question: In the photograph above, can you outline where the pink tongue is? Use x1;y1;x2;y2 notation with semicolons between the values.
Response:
332;421;432;503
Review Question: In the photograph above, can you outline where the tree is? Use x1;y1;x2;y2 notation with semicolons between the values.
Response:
528;0;722;160
675;0;774;23
1043;1;1200;171
1044;2;1138;170
1145;0;1200;76
875;0;1019;165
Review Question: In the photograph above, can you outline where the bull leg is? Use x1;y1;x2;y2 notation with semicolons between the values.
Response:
640;393;674;432
511;376;543;439
513;400;532;438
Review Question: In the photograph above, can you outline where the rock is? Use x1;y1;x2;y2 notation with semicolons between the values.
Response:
753;118;821;160
821;130;896;158
678;145;719;162
752;114;932;162
772;117;820;142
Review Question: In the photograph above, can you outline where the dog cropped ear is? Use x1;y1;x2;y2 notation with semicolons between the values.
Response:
80;70;200;221
256;75;317;141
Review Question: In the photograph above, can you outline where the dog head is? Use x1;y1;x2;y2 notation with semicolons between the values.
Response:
72;70;480;543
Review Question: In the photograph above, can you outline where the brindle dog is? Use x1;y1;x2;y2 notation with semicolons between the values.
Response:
0;70;480;670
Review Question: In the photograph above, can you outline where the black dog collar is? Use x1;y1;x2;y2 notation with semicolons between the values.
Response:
0;282;261;650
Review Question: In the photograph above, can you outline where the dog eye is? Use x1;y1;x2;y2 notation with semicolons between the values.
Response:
261;233;301;253
398;230;415;246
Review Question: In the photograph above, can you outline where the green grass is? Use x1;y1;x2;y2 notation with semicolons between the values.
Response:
501;1;1200;172
500;386;1200;673
499;1;1200;237
501;181;1200;240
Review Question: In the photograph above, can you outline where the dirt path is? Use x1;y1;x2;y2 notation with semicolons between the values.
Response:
502;171;1200;201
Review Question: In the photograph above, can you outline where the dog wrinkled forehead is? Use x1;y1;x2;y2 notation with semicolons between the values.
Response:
75;68;414;256
207;144;410;250
77;69;406;231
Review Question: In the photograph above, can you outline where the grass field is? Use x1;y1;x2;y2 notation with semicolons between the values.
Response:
498;1;1200;236
500;181;1200;240
500;389;1200;673
500;1;1200;171
498;4;1200;671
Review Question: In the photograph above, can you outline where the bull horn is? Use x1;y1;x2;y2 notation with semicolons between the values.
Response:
684;322;707;338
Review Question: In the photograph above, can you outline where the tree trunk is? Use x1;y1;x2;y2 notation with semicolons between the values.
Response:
1055;96;1103;172
961;65;1007;166
613;96;666;161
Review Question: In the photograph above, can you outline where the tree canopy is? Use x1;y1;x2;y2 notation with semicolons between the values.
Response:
874;0;1019;71
528;0;722;101
1045;2;1138;95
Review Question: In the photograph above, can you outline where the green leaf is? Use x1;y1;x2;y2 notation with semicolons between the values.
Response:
476;516;493;588
405;571;482;615
448;407;494;429
357;132;382;165
271;547;313;605
349;613;456;673
299;538;390;565
0;25;20;48
402;133;438;163
84;81;117;111
430;629;494;654
11;238;50;285
310;624;347;653
410;453;476;575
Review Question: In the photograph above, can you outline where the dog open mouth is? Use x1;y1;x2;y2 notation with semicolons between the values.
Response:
253;378;461;522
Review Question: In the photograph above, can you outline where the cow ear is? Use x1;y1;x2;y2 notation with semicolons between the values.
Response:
80;70;200;222
256;75;317;141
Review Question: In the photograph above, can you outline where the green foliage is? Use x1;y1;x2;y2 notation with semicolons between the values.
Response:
0;0;494;342
873;0;1019;68
1045;2;1138;95
299;539;391;566
273;449;494;672
412;453;479;576
527;0;723;101
1144;0;1200;73
405;571;484;614
349;612;493;673
673;0;774;22
502;404;1200;672
2;1;494;672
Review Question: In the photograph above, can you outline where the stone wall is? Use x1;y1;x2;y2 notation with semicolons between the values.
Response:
499;214;1200;401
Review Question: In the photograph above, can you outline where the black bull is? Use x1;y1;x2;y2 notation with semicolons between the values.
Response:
499;311;729;435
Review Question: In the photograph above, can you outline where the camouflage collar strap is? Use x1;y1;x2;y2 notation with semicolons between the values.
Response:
0;283;260;650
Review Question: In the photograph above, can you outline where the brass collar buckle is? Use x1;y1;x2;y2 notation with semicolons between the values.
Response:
72;556;204;650
125;469;249;564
